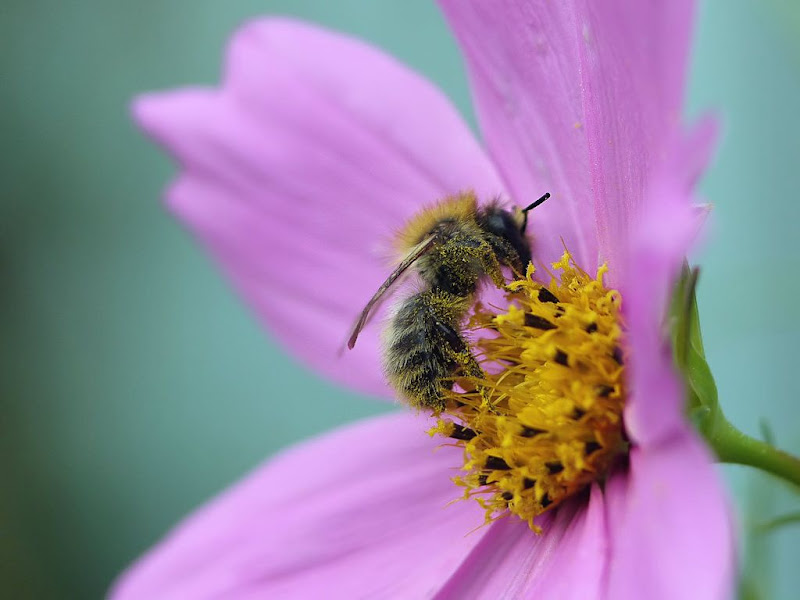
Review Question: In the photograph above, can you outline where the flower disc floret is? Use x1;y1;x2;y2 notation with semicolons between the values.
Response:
432;252;627;530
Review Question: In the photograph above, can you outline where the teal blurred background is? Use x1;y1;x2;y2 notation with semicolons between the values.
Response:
1;1;798;598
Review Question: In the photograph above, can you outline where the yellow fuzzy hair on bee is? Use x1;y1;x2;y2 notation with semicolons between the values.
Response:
393;191;479;255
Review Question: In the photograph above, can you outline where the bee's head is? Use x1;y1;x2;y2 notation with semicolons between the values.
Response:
478;204;532;271
478;193;549;272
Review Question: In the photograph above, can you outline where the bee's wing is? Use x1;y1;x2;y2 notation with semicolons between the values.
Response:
346;235;437;349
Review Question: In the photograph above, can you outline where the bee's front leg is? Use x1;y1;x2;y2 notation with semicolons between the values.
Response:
476;241;509;290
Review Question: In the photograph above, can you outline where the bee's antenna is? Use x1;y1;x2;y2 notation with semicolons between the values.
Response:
519;192;550;232
521;192;550;214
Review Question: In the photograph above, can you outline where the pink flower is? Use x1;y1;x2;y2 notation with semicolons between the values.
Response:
114;2;734;598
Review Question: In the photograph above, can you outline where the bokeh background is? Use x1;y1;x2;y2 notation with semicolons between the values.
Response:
2;1;799;598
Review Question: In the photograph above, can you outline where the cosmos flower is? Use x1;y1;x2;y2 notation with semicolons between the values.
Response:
114;2;734;598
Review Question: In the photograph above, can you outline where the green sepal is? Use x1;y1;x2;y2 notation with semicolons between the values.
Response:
670;265;800;487
669;263;719;430
688;405;712;432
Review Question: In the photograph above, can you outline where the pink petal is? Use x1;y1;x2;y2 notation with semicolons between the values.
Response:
438;0;597;269
605;431;734;600
133;18;504;399
439;1;704;281
110;412;493;600
577;0;700;276
435;486;606;599
623;119;719;446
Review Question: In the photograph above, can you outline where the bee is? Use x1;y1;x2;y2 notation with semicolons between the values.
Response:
347;191;549;411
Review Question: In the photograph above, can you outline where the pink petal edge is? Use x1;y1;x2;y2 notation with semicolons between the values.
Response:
435;485;607;600
623;118;719;446
577;0;699;278
133;18;505;399
440;0;704;288
111;408;618;600
109;412;492;600
605;431;735;600
438;0;598;270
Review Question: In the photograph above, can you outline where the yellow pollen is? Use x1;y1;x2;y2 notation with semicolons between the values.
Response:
431;251;626;531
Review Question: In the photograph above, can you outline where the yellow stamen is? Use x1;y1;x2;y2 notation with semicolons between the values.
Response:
431;251;626;531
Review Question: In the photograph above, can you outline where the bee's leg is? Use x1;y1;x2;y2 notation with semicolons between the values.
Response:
434;322;492;406
446;241;507;290
475;241;509;289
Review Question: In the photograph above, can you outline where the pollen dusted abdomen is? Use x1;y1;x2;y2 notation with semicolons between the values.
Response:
383;290;476;410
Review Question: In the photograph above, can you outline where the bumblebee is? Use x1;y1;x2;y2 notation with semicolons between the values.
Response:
348;191;549;411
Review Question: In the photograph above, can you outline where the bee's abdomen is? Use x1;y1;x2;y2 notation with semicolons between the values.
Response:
383;292;467;410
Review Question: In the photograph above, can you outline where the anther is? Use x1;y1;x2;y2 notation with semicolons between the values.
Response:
597;385;615;397
538;288;559;303
485;456;511;470
585;441;602;455
520;426;545;438
448;424;477;441
524;314;557;330
612;346;624;365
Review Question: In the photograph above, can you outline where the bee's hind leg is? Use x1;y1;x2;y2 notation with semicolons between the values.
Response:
434;322;493;408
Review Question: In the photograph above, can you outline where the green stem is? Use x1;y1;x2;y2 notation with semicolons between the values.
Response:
710;415;800;489
756;511;800;534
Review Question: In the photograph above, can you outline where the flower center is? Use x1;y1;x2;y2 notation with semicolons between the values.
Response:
431;252;627;531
